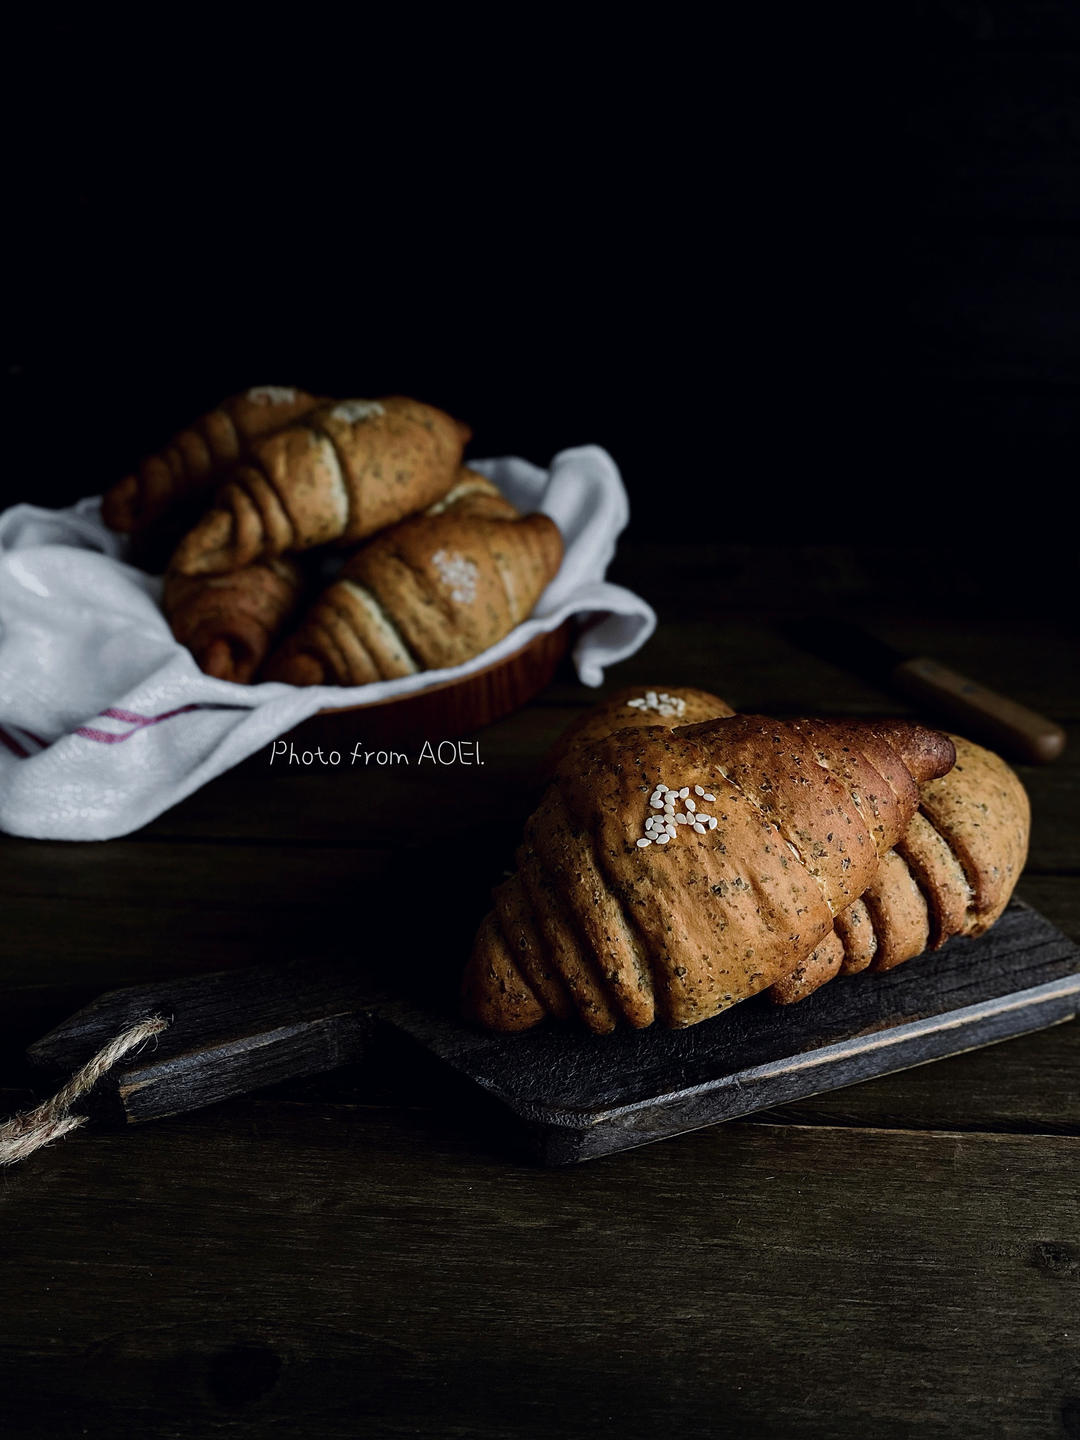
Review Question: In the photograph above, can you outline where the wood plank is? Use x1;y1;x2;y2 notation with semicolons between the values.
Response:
7;879;1078;1146
387;903;1080;1163
0;1105;1077;1438
15;903;1077;1159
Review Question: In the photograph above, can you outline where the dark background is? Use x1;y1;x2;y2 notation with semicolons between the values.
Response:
6;5;1078;616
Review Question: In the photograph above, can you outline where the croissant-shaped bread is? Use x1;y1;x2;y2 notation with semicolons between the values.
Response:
770;734;1030;1003
163;557;306;684
102;386;321;536
170;396;471;576
263;498;562;687
462;711;955;1032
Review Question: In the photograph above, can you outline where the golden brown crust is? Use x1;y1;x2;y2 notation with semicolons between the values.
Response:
895;810;971;948
349;511;561;670
170;396;469;575
425;468;519;520
461;913;545;1032
917;735;1031;935
770;735;1029;1001
103;387;320;535
833;898;877;974
679;715;879;916
785;718;908;854
493;876;574;1022
770;931;846;1004
465;714;944;1032
163;557;305;684
549;686;735;772
863;850;931;972
870;722;956;786
517;841;619;1033
265;508;562;687
525;788;656;1029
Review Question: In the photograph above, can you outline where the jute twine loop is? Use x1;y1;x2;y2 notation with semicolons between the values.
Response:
0;1015;170;1166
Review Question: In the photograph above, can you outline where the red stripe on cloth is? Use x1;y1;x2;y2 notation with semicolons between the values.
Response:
74;702;249;746
0;727;30;759
74;724;139;744
101;707;161;723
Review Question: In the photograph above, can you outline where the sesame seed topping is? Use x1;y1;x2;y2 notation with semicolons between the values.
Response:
625;693;687;719
638;774;725;851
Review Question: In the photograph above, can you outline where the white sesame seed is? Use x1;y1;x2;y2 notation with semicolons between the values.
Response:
646;691;658;704
693;822;706;834
676;812;688;824
686;798;696;812
650;797;664;809
666;823;677;837
637;837;652;848
656;833;670;844
703;793;716;803
627;698;645;707
695;785;704;796
657;783;668;792
708;817;718;829
679;787;690;799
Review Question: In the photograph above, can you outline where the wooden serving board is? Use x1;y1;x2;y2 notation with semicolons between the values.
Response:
27;901;1080;1165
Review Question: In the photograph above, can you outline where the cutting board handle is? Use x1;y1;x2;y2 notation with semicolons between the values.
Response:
25;960;381;1126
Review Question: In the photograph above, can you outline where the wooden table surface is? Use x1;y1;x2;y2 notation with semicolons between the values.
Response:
2;544;1077;1440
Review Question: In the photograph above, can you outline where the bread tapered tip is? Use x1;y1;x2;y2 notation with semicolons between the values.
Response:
101;474;139;531
266;651;328;687
198;637;259;685
461;917;546;1032
872;722;956;783
171;508;238;576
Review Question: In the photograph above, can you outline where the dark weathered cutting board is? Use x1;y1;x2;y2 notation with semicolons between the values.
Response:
27;900;1080;1165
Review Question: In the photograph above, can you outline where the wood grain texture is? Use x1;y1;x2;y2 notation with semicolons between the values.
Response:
26;903;1077;1151
1;539;1078;1436
388;902;1080;1163
1;1103;1079;1440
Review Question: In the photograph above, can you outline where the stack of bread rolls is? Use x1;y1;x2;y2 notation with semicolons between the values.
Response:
103;389;563;686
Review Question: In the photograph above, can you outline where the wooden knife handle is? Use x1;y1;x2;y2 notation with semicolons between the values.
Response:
891;657;1066;765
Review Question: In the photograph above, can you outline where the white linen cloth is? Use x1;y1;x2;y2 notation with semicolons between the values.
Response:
0;446;654;840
